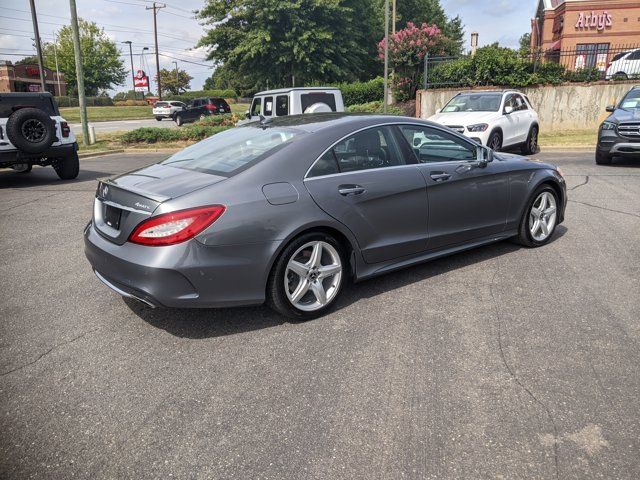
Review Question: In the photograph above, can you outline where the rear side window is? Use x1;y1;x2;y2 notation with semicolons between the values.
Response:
301;92;337;112
264;96;273;116
627;50;640;61
276;95;289;116
308;150;339;177
0;95;57;118
161;127;301;175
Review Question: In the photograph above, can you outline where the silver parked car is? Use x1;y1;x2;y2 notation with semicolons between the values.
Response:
84;114;566;319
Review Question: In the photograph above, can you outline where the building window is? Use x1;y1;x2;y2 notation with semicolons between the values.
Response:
575;43;610;70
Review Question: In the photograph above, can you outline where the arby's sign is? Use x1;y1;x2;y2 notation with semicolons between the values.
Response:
575;11;613;31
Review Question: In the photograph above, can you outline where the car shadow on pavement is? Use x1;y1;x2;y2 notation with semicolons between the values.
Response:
0;167;111;189
126;226;567;339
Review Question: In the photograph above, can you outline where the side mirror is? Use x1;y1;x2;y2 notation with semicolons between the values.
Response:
606;104;615;112
245;109;251;119
504;106;514;115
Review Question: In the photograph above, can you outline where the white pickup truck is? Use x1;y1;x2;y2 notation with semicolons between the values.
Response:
243;87;344;123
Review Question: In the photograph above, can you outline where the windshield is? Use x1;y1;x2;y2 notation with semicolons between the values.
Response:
620;89;640;110
441;93;502;113
160;126;301;175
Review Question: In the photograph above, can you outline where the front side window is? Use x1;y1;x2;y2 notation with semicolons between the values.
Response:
161;127;301;175
399;125;476;163
325;126;405;173
276;95;289;116
264;96;273;116
442;93;502;113
250;97;262;116
514;94;528;111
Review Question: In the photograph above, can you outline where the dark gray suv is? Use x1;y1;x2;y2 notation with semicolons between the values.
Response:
596;85;640;165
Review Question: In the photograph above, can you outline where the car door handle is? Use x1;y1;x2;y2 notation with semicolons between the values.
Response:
430;172;451;182
338;184;366;196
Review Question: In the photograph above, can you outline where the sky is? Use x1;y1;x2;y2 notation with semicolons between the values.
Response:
0;0;535;93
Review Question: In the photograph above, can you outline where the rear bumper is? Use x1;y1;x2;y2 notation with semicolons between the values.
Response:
0;142;77;165
84;222;278;308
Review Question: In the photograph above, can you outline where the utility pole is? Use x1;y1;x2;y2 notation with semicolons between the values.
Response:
392;0;396;34
68;0;89;144
146;2;166;100
122;41;136;100
28;0;46;92
53;33;61;96
383;0;389;114
172;60;178;94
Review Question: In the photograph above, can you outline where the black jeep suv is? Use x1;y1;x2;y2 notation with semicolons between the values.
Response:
596;85;640;165
0;92;79;179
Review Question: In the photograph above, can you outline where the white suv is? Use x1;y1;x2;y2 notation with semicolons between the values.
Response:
605;49;640;80
152;101;186;121
0;92;79;179
243;87;344;123
428;90;539;154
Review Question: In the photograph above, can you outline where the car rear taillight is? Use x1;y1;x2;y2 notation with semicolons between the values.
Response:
60;121;70;137
129;205;226;246
205;104;218;111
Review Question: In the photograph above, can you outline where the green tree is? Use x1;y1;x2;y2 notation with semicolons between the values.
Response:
156;68;192;95
519;33;532;55
197;0;380;90
16;56;39;65
42;19;126;96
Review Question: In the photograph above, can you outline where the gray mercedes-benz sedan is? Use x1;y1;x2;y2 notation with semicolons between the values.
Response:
84;113;566;319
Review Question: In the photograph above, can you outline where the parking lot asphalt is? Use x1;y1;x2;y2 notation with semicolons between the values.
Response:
1;150;639;479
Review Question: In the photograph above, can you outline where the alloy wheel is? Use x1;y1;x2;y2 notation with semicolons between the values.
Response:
489;134;501;151
284;240;342;312
529;128;538;152
21;119;46;143
529;191;557;242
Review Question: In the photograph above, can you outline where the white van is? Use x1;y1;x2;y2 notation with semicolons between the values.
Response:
244;87;344;122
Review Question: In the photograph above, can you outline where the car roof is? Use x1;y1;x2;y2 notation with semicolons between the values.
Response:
254;87;341;96
242;112;434;133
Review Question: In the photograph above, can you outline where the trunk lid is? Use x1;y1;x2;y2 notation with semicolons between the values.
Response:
94;163;226;245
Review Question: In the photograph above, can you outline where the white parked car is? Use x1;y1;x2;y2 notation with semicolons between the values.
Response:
605;49;640;80
243;87;344;123
428;90;539;154
152;101;187;121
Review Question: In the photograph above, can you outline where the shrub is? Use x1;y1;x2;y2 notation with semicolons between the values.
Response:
55;96;114;107
163;89;238;103
194;113;241;127
114;100;148;106
345;101;403;115
118;125;230;144
336;77;385;106
564;67;602;83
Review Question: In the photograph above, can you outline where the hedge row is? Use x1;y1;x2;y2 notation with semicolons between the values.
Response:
55;96;114;107
118;116;239;144
345;101;403;115
162;89;238;102
334;77;384;106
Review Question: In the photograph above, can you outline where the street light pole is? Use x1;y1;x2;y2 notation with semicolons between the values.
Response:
172;60;178;94
122;41;136;100
383;0;389;114
53;33;61;96
68;0;89;145
28;0;46;92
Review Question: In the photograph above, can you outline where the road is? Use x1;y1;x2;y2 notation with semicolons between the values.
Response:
1;151;639;479
70;118;178;134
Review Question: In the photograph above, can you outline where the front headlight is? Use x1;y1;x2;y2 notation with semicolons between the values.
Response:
467;123;488;132
601;121;616;131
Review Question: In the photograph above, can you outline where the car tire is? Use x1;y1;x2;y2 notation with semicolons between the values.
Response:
267;232;346;320
595;149;612;165
175;115;183;126
488;130;502;151
520;125;538;155
514;185;559;248
53;150;80;180
6;107;56;154
155;116;163;121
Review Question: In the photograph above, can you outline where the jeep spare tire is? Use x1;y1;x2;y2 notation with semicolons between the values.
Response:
303;102;332;114
6;107;56;154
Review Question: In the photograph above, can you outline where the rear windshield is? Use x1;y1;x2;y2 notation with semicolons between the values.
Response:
169;102;183;106
160;126;301;175
0;95;58;118
155;102;169;107
301;93;336;112
207;98;229;107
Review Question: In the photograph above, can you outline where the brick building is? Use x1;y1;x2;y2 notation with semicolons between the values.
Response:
531;0;640;70
0;62;67;96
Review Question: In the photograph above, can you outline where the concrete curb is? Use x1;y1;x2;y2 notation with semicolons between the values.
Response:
78;149;124;159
